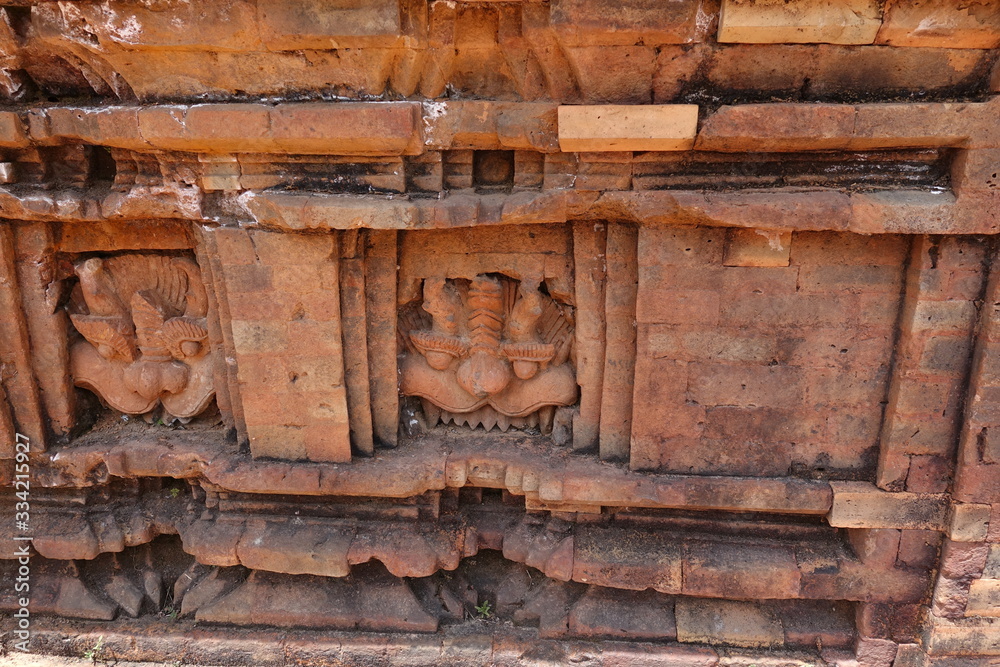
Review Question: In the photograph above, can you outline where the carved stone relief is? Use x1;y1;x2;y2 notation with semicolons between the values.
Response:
400;273;576;433
67;253;214;421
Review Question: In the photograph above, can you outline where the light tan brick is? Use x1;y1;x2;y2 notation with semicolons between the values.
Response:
829;482;949;530
718;0;883;45
257;0;403;50
0;111;28;147
723;228;792;267
878;0;1000;49
558;105;698;152
951;503;993;543
967;579;1000;617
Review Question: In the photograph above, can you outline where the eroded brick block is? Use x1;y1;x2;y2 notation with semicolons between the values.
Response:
829;482;949;530
675;598;784;648
967;578;1000;617
567;587;676;640
878;1;1000;49
683;541;801;599
723;228;792;267
950;503;993;542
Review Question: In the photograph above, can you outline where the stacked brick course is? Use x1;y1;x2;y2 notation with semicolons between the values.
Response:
633;229;904;477
0;1;998;665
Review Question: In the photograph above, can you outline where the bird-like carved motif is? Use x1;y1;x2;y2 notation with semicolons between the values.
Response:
68;254;215;421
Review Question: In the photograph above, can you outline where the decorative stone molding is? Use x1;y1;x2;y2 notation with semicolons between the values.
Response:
68;253;214;421
401;273;576;433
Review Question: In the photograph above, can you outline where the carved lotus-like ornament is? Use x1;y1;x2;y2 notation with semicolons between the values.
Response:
68;254;215;420
400;274;577;433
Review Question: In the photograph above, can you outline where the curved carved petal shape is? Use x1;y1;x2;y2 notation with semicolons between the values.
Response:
401;354;577;418
489;365;578;418
410;331;469;359
400;354;488;414
70;314;136;362
160;355;216;419
70;340;158;414
501;342;556;364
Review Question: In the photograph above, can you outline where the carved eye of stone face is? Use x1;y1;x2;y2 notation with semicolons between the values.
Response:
511;359;540;380
424;350;455;371
409;331;469;369
180;340;201;358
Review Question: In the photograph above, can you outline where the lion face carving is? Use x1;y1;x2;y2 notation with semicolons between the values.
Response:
68;254;215;420
400;274;577;433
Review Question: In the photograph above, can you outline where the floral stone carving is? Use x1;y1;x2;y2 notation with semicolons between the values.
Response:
400;274;577;432
68;254;214;420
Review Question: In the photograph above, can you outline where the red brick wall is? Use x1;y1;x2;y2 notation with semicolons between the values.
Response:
631;227;907;477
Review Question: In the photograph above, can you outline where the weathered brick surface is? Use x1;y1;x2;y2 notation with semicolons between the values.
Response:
12;223;75;439
550;0;709;47
9;1;1000;663
878;236;986;492
829;482;949;530
955;245;1000;504
558;105;699;152
877;1;1000;49
967;578;1000;617
0;111;28;147
632;227;903;476
0;225;46;448
567;587;677;640
30;103;423;156
950;504;993;543
213;228;351;462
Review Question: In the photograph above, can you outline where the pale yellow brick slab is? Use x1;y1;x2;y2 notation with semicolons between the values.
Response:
718;0;883;45
828;481;949;530
967;579;1000;617
878;0;1000;49
558;105;698;152
723;228;792;267
950;503;993;542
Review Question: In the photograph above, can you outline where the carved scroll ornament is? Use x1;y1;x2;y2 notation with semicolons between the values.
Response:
401;274;577;431
68;254;214;420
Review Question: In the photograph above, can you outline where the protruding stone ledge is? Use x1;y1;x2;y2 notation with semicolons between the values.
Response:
696;100;1000;152
237;187;992;235
0;185;205;223
13;99;999;158
20;621;757;667
39;432;834;515
557;105;699;152
2;182;991;235
27;102;424;156
877;1;1000;49
718;0;883;45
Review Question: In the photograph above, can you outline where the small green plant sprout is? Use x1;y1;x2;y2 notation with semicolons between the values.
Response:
475;600;492;619
82;635;104;662
164;604;180;621
168;487;181;498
